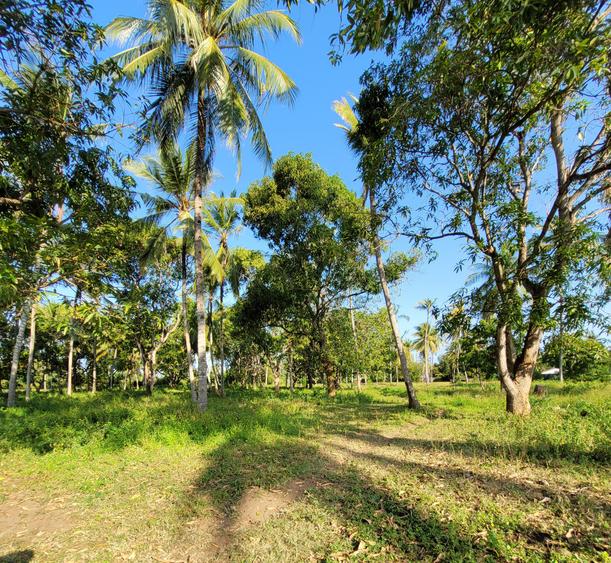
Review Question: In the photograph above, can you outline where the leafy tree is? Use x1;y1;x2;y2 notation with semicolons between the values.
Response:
333;94;420;408
107;0;300;411
126;143;199;401
412;322;441;383
109;223;181;395
242;153;370;395
542;334;610;380
282;0;427;59
203;191;244;395
360;0;610;414
0;53;133;406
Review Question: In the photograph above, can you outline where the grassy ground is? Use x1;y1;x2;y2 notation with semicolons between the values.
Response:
0;381;609;562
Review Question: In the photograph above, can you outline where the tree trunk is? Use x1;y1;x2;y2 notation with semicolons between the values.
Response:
193;95;209;413
496;322;541;415
149;349;157;394
273;365;280;393
369;190;420;409
67;331;75;395
91;341;97;394
288;350;294;393
348;295;361;392
320;329;337;397
143;356;152;395
208;293;221;395
182;237;197;403
109;348;117;390
67;288;80;396
559;292;564;383
25;301;36;402
6;299;31;407
219;279;225;396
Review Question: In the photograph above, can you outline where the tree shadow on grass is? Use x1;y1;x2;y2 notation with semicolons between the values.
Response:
186;415;609;561
325;438;611;549
0;550;34;562
192;432;495;562
343;429;611;466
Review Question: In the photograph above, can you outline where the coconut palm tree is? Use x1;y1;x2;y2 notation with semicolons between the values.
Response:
333;94;420;408
106;0;300;411
125;143;200;401
416;298;436;383
413;322;441;383
203;190;243;395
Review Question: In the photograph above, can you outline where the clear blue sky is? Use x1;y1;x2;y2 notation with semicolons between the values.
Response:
91;0;469;341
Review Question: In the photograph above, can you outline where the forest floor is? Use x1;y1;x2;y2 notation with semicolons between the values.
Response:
0;381;609;562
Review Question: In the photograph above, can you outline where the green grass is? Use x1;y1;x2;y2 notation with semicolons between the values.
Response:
0;381;609;561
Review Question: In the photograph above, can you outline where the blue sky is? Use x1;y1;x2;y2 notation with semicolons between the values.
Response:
91;0;469;340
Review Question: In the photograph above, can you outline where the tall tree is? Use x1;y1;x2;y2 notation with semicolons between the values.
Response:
203;191;243;396
126;144;199;401
107;0;300;411
333;94;420;408
413;322;440;384
243;153;371;396
416;299;436;383
360;0;610;414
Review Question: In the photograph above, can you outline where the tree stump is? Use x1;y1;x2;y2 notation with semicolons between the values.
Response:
533;384;546;396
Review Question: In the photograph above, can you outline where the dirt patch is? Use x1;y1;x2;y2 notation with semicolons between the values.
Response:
0;491;75;540
0;489;76;547
230;479;313;531
173;479;317;562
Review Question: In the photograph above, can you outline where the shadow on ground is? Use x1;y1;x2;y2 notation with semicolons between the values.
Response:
0;550;34;562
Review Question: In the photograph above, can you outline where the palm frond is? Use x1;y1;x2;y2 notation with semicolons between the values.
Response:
235;47;298;104
104;16;159;46
332;96;358;132
230;10;301;46
231;76;272;165
0;69;19;91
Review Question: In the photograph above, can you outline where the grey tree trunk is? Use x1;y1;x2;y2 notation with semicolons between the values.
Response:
181;238;197;402
496;322;541;415
288;350;294;393
194;95;209;413
91;341;97;394
7;300;31;407
67;288;80;396
369;190;420;409
559;292;564;383
25;302;36;402
219;280;225;396
348;295;361;391
67;331;75;396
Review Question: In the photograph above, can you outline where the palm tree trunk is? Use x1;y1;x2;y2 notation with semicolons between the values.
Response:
194;95;209;412
219;279;225;396
67;331;75;395
348;295;361;391
67;288;80;396
25;301;36;402
6;299;31;407
181;238;197;402
369;190;420;409
208;293;221;395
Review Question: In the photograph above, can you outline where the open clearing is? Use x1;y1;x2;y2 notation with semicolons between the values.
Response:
1;381;609;562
